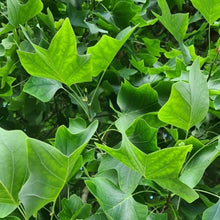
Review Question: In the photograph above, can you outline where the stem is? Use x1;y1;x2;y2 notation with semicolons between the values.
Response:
161;191;171;213
50;201;56;220
18;205;28;220
185;130;189;140
179;40;191;65
67;184;70;199
207;51;219;82
176;197;181;211
195;189;220;199
82;186;90;203
63;86;90;121
208;24;211;51
88;70;106;106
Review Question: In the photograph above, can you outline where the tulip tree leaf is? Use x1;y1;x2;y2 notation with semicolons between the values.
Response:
58;195;91;220
152;0;188;42
55;120;98;156
18;18;92;86
87;26;135;76
23;76;62;102
126;118;159;154
190;0;220;25
86;161;148;220
0;129;27;216
180;142;220;188
19;121;98;217
112;0;138;28
115;80;160;131
202;199;220;220
7;0;43;27
158;58;209;131
96;136;199;202
98;155;142;194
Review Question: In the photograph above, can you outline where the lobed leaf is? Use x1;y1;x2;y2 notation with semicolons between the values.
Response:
158;58;209;130
18;18;92;86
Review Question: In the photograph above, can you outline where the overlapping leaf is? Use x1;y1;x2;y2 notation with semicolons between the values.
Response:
87;26;135;76
190;0;220;24
86;156;147;220
18;18;92;86
19;120;98;217
180;142;220;188
23;76;62;102
115;80;160;131
158;58;209;130
0;129;27;217
96;135;199;202
58;195;91;220
7;0;43;27
153;0;188;42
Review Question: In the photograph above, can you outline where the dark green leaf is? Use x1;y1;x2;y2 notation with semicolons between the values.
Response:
202;199;220;220
180;142;220;188
58;195;91;220
23;76;62;102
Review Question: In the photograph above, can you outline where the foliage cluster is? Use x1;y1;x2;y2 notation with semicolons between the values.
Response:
1;0;220;219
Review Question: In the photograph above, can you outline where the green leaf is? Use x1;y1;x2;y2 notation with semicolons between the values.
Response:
180;142;220;188
58;195;91;220
142;112;167;128
86;173;148;220
96;136;199;202
0;76;15;97
202;199;220;220
214;95;220;110
87;26;135;76
147;213;167;220
116;80;160;131
19;139;81;217
17;18;92;86
126;118;159;154
158;58;209;131
7;0;43;26
98;155;142;194
190;0;220;25
142;37;166;57
19;121;97;217
112;0;138;28
0;204;19;218
0;128;27;216
23;76;62;102
153;0;188;42
55;120;98;156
